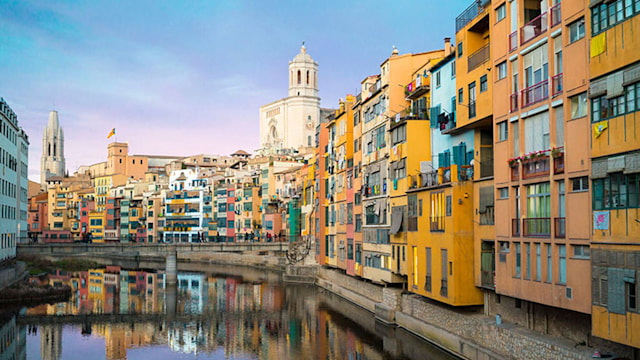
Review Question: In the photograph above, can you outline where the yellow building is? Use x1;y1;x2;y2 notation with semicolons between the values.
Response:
325;112;338;268
589;2;640;349
93;174;127;212
89;210;106;242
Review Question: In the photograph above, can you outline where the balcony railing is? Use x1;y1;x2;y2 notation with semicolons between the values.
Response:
510;163;520;181
469;101;477;118
550;3;561;28
440;279;448;297
521;79;549;108
456;0;487;33
512;218;521;237
523;218;551;237
481;269;495;289
510;93;519;112
522;156;550;179
553;152;565;174
468;42;490;72
509;31;518;52
520;12;547;45
552;73;563;96
554;217;566;238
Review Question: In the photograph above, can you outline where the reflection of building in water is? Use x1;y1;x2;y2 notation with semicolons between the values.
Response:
40;325;62;360
176;273;207;314
104;323;166;360
0;315;26;360
168;322;205;355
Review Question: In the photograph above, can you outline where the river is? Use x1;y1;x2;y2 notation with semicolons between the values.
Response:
0;264;457;359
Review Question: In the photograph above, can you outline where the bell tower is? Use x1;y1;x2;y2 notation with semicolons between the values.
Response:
288;43;319;98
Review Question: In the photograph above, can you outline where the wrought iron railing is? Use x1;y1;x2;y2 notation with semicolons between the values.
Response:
510;163;520;181
552;73;563;96
521;79;549;108
522;156;550;179
520;12;548;45
523;217;551;237
456;0;487;33
510;93;519;112
550;3;561;28
509;31;518;52
468;42;490;72
554;217;566;238
553;152;565;174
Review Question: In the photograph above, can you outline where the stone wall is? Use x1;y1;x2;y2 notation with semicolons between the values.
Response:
317;267;383;303
400;294;597;360
0;262;27;290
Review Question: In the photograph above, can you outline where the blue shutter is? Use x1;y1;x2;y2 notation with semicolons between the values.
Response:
467;150;474;165
608;267;625;315
452;145;461;165
430;107;437;128
443;150;451;168
438;153;445;169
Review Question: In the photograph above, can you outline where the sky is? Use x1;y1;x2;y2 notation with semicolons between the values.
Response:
0;0;468;182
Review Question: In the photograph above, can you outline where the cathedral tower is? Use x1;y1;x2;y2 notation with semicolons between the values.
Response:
40;111;66;188
288;43;319;98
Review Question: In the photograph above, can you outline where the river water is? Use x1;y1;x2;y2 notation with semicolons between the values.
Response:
1;264;457;359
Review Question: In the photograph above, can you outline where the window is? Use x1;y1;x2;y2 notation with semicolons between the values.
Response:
458;88;463;104
480;75;488;92
445;195;452;216
535;243;541;281
524;112;549;153
408;195;418;231
571;176;589;192
573;245;590;259
558;245;567;284
591;1;639;35
451;61;456;78
546;243;552;282
593;173;640;210
430;192;445;231
570;93;587;119
496;3;506;22
457;42;462;58
435;71;441;88
391;125;406;145
515;243;521;278
497;61;507;80
498;121;508;141
425;248;432;291
592;83;640;122
498;187;509;199
525;243;531;279
568;18;585;43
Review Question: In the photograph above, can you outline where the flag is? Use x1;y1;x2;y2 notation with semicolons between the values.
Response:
593;121;608;138
107;128;116;139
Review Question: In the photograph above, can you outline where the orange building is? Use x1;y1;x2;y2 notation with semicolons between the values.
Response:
106;142;149;180
588;1;640;350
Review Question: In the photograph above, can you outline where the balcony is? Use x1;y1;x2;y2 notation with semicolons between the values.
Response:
481;268;495;289
523;218;551;237
469;101;477;119
512;218;521;237
550;3;561;28
520;12;547;45
405;78;430;100
438;112;456;132
554;217;566;238
456;0;487;33
459;165;473;181
509;31;518;52
468;42;490;72
521;79;548;108
522;156;550;179
510;93;519;112
551;73;563;96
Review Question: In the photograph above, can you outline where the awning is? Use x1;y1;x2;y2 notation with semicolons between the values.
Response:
390;208;403;235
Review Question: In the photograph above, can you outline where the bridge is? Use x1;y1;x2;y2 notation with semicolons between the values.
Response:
17;242;288;257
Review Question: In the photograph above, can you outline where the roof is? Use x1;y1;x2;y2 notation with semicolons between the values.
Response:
232;150;250;156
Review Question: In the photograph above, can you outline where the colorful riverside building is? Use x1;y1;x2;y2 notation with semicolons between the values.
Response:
163;168;211;243
588;1;640;350
390;45;448;288
490;0;595;342
314;112;330;263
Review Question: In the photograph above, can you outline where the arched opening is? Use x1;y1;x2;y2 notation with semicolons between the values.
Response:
48;144;51;156
314;72;317;88
297;70;301;84
306;70;309;84
53;143;56;157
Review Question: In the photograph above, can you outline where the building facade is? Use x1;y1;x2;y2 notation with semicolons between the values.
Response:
40;110;65;189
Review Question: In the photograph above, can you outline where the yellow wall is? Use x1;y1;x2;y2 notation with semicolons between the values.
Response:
590;14;640;79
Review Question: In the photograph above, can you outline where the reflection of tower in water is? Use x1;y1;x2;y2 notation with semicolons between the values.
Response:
40;325;62;360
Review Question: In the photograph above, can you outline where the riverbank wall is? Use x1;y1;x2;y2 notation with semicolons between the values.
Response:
315;267;599;360
0;261;28;291
20;250;617;359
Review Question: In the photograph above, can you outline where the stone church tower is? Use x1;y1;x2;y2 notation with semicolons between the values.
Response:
40;110;66;188
259;44;321;154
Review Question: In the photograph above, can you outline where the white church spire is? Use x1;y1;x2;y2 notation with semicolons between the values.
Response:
41;110;66;188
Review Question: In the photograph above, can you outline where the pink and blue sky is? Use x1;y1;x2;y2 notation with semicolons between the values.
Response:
0;0;466;182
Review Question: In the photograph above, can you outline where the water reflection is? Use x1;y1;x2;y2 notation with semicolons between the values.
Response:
8;266;456;359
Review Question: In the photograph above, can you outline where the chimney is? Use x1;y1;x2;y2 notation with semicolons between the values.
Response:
444;37;452;56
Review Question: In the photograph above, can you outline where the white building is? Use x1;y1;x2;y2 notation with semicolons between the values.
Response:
163;168;211;243
40;110;65;188
259;44;322;154
0;97;28;262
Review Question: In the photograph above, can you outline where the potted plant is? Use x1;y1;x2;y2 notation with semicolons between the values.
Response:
507;157;520;167
551;147;563;158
